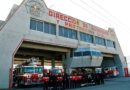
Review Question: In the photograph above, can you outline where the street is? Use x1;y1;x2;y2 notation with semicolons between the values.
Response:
70;77;130;90
12;77;130;90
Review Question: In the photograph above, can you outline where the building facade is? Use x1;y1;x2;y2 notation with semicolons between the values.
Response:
0;0;128;89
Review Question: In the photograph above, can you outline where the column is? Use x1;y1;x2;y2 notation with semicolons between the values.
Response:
65;52;72;74
56;21;59;37
51;59;55;69
93;36;96;45
77;31;81;45
105;39;108;48
62;54;66;72
41;57;45;71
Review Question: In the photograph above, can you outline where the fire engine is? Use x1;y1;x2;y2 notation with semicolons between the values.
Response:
104;66;119;78
50;68;64;80
13;57;44;87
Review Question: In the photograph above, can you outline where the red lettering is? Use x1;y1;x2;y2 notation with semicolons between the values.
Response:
64;16;68;21
65;22;69;26
60;14;64;20
49;10;83;30
73;24;76;29
49;10;53;16
71;19;74;23
68;17;72;23
73;19;77;24
76;20;79;25
69;23;72;28
56;13;60;19
49;10;77;24
65;22;75;29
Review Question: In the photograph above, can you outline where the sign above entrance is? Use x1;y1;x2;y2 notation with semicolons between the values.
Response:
48;9;109;38
48;9;88;31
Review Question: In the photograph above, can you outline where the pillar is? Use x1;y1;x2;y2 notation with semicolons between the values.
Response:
65;52;72;74
114;55;124;76
51;59;55;69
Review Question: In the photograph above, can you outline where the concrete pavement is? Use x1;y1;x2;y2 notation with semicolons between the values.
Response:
70;77;130;90
12;77;130;90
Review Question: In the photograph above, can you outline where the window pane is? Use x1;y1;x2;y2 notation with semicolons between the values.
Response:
23;67;34;73
80;32;93;43
68;29;72;38
91;51;98;56
97;52;102;56
95;36;105;46
37;21;43;32
50;24;56;35
59;26;64;36
35;67;43;73
44;22;49;33
64;28;69;37
80;33;83;40
107;40;115;48
59;26;77;39
72;30;77;39
83;51;91;56
74;52;82;56
86;34;93;43
30;19;36;30
113;42;116;48
91;51;102;56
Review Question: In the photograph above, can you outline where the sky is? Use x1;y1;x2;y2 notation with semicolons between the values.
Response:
0;0;130;57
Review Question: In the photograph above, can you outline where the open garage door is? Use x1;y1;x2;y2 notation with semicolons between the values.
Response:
12;41;71;87
101;53;119;77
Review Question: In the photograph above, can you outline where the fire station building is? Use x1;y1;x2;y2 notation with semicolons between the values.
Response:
0;0;128;89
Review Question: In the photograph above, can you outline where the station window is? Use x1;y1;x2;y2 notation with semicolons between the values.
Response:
91;51;102;56
30;19;37;30
44;22;56;35
113;42;116;48
74;51;101;57
59;26;77;39
106;40;115;48
64;28;69;37
44;22;49;33
37;21;43;32
30;19;56;35
59;26;64;36
50;24;56;35
30;19;43;32
83;51;91;56
80;32;93;43
95;36;106;46
74;52;82;56
71;30;77;39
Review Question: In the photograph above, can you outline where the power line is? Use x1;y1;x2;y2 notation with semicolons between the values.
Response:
89;0;130;30
90;0;123;24
80;0;123;27
80;0;115;24
73;0;130;33
70;0;113;27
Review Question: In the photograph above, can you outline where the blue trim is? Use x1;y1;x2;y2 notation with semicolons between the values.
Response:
73;48;102;56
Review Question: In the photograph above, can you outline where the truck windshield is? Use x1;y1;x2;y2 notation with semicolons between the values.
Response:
23;67;35;73
50;69;62;74
35;67;43;73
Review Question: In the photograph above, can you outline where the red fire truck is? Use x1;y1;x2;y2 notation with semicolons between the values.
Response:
13;58;44;87
104;66;119;78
